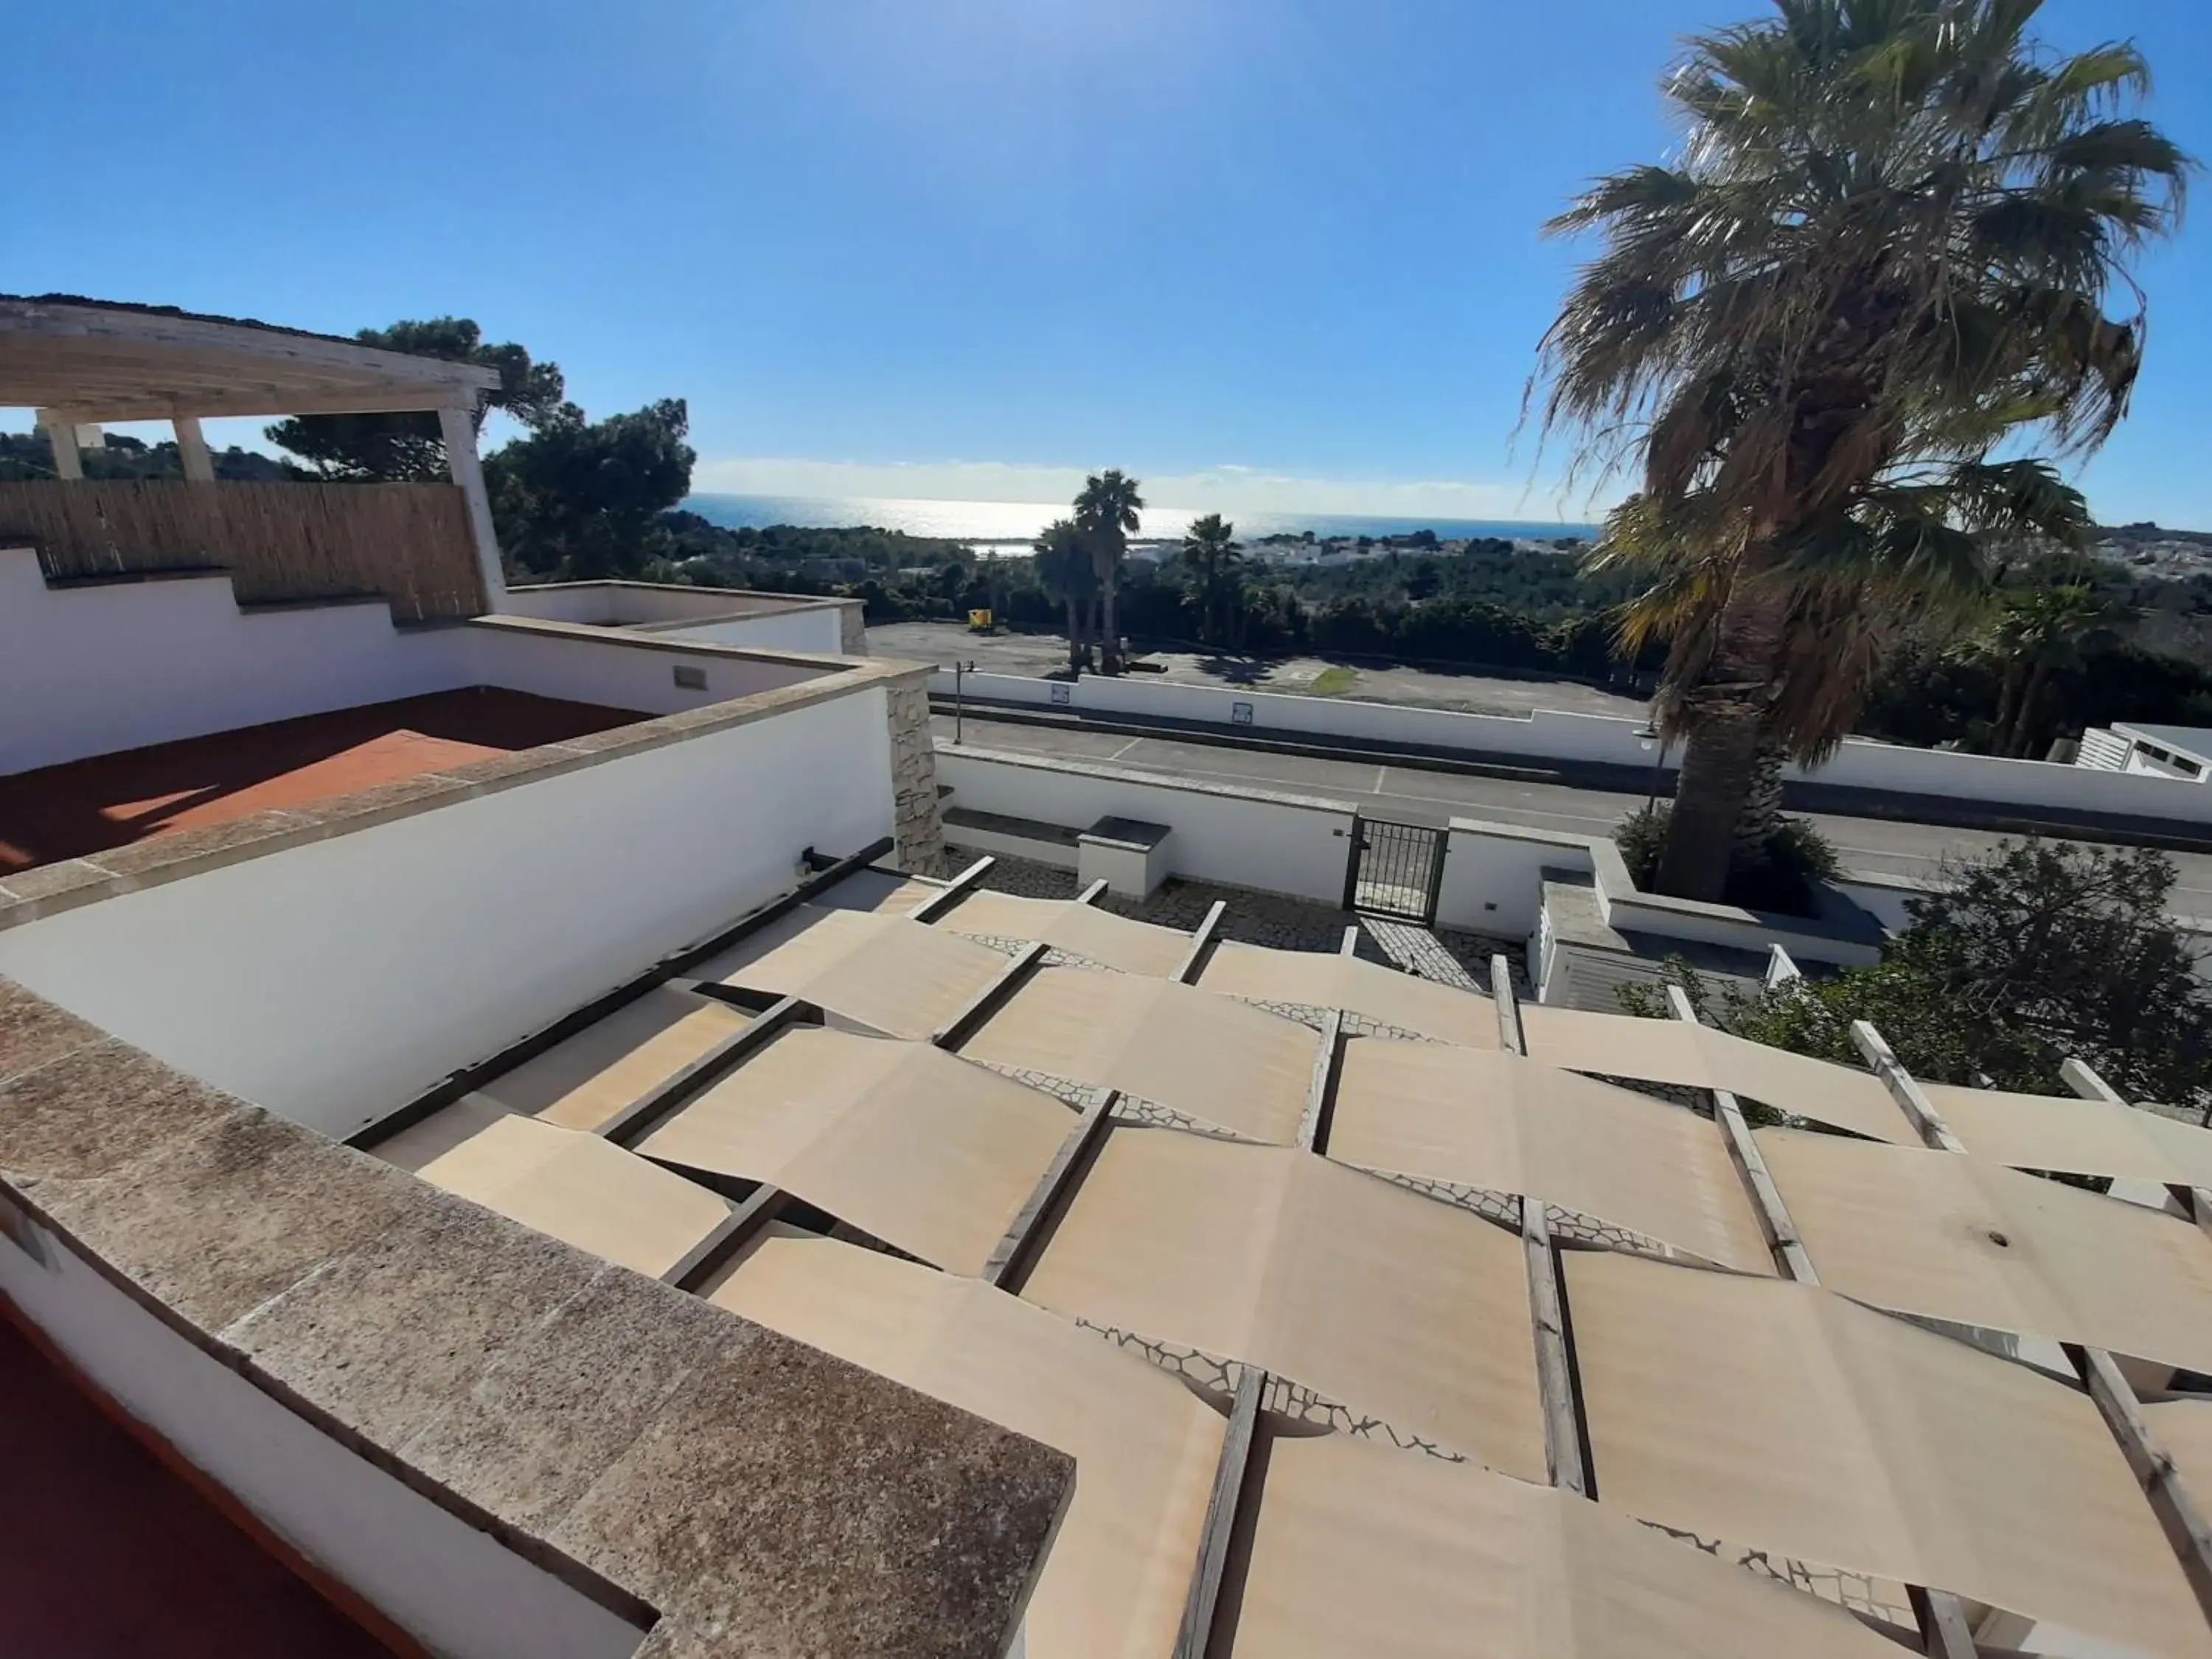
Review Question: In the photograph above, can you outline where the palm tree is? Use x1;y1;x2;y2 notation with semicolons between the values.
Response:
1074;470;1145;673
1032;517;1096;673
1539;0;2188;902
1966;583;2110;756
1181;513;1244;646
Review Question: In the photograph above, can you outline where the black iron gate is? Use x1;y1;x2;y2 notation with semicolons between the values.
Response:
1340;814;1447;923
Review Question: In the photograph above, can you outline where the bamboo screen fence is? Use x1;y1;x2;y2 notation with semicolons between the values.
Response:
0;479;487;621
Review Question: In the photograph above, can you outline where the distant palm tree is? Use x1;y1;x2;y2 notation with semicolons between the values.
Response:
1074;470;1145;673
1540;0;2188;902
1966;584;2111;757
1032;518;1096;673
1181;513;1244;647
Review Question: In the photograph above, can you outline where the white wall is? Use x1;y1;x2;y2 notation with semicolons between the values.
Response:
0;688;896;1137
936;749;1355;904
0;1212;643;1659
943;668;2212;827
0;548;475;774
464;622;828;716
644;609;844;654
1436;820;1596;936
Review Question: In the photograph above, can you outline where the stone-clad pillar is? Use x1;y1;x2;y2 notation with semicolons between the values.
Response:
883;674;947;875
838;601;869;655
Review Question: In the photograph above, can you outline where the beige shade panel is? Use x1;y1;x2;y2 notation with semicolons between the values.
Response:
692;904;1009;1040
812;868;941;917
961;966;1315;1143
1518;1004;1910;1144
1199;940;1500;1048
635;1027;1072;1276
1227;1429;1905;1659
2146;1400;2212;1495
710;1233;1222;1659
1929;1082;2212;1188
1757;1127;2212;1376
470;986;751;1132
1329;1039;1773;1273
380;1099;729;1279
1020;1127;1546;1481
1562;1248;2212;1659
941;891;1194;978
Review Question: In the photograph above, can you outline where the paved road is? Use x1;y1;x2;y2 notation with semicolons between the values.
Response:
933;711;2212;914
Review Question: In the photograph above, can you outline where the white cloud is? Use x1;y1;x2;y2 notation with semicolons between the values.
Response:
689;454;1613;524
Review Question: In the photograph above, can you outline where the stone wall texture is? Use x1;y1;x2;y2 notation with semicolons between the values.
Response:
838;604;869;656
885;681;947;875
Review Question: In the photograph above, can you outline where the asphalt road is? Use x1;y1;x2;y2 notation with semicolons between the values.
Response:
933;710;2212;914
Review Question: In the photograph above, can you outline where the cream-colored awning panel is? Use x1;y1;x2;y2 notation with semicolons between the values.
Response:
709;1233;1222;1659
1519;1004;1910;1143
1756;1127;2212;1375
939;891;1194;978
1928;1082;2212;1188
2146;1400;2212;1495
1020;1127;1546;1481
961;966;1315;1143
384;1099;728;1279
1200;940;1500;1048
1228;1430;1906;1659
1329;1039;1773;1273
692;904;1009;1040
470;986;751;1132
1563;1248;2212;1659
635;1027;1071;1276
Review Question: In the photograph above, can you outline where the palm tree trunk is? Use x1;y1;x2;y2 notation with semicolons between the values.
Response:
1731;738;1787;877
2009;661;2053;758
1099;582;1120;674
1063;597;1084;674
1654;582;1790;902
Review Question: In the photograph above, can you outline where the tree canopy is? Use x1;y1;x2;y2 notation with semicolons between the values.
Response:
485;399;696;580
265;317;566;481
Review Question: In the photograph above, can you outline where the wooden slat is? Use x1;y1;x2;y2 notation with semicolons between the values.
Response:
1339;924;1362;957
2074;1345;2212;1623
983;1087;1119;1292
598;995;817;1149
1295;1009;1346;1154
907;855;996;923
1849;1020;1967;1152
1075;877;1110;906
1170;900;1227;985
1521;1199;1589;1497
1489;953;1524;1055
931;939;1049;1051
1909;1586;1980;1659
661;1183;795;1293
1174;1366;1267;1659
2061;1057;2212;1242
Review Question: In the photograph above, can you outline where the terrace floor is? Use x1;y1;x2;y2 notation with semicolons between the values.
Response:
0;1310;400;1658
0;686;643;873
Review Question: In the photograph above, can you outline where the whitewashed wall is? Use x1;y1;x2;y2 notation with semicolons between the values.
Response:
0;688;895;1136
465;621;828;715
0;1214;642;1659
943;669;2212;827
642;609;844;654
0;549;475;774
936;749;1356;903
1436;821;1596;936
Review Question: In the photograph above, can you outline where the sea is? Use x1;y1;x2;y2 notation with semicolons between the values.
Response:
683;493;1596;552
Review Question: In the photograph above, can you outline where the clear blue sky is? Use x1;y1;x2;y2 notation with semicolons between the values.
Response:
4;0;2208;525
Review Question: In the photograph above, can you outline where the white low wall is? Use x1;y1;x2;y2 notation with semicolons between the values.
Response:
0;549;475;774
943;668;2212;827
464;620;830;716
644;609;844;654
0;686;896;1137
505;582;849;655
937;748;1355;905
1436;821;1596;937
0;1211;641;1659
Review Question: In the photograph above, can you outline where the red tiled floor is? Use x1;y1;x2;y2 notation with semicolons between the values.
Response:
0;687;644;873
0;1311;403;1658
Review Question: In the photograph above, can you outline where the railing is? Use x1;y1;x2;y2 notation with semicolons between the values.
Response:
0;479;487;622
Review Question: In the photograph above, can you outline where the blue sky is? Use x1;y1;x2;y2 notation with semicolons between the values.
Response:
5;0;2208;525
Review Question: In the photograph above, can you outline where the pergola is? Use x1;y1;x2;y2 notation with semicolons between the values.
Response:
0;295;509;605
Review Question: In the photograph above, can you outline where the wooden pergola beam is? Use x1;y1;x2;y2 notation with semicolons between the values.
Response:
1173;1367;1267;1659
1170;900;1228;985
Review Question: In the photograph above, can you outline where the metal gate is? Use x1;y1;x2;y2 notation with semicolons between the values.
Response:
1341;814;1447;924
